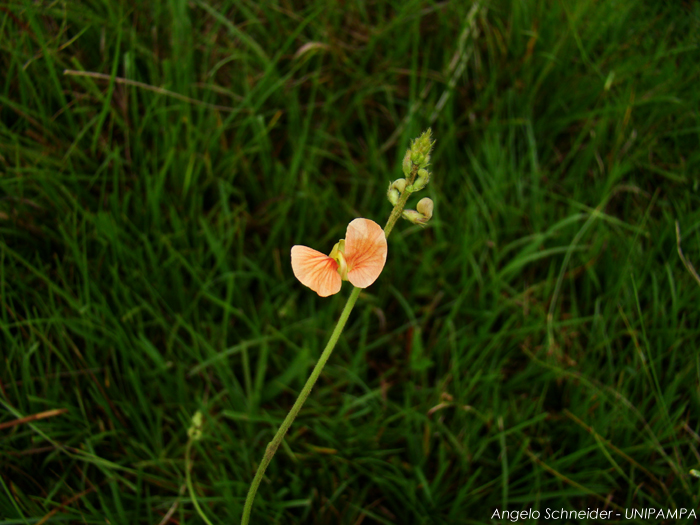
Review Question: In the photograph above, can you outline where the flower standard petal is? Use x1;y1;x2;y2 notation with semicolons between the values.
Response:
344;218;388;289
291;246;342;297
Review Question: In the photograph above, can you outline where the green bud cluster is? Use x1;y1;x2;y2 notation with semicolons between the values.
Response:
188;411;203;441
409;128;434;169
391;128;435;225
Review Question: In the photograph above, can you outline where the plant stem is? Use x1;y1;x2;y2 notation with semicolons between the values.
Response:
241;285;362;524
186;439;215;525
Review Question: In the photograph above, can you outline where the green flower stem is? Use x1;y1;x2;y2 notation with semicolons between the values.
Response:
186;439;215;525
241;285;362;525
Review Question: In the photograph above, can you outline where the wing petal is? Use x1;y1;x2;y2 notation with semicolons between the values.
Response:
291;245;342;297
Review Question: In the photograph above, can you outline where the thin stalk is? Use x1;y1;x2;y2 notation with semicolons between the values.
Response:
186;439;215;525
241;286;362;524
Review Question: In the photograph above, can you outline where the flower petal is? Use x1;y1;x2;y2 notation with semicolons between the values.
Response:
344;218;388;289
291;245;342;297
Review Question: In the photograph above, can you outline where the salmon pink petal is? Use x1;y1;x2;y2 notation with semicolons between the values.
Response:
344;218;388;289
291;245;342;297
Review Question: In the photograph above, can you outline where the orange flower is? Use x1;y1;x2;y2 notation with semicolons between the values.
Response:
291;218;388;297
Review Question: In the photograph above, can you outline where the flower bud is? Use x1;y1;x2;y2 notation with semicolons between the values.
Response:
417;197;434;220
387;183;399;206
392;178;407;193
412;169;430;191
402;149;412;176
402;209;424;224
410;151;424;165
402;197;433;225
387;178;407;205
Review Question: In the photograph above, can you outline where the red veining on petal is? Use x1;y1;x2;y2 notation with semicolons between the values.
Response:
291;245;342;297
344;219;387;289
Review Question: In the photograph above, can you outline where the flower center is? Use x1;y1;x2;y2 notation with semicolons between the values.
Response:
329;239;349;281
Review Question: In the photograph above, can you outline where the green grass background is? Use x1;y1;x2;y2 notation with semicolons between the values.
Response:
2;0;700;523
